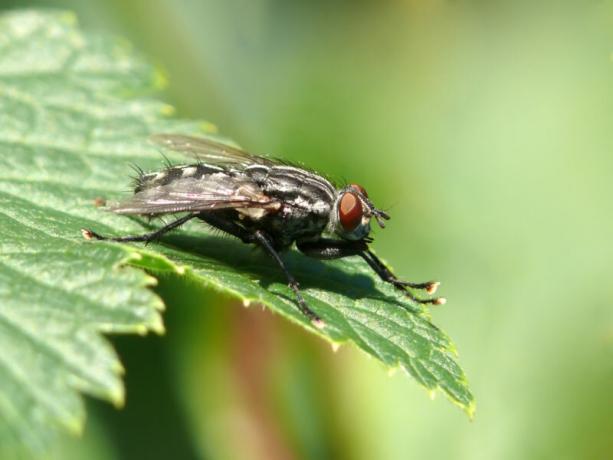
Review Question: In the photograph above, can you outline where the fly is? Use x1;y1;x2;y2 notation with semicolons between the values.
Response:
82;134;445;328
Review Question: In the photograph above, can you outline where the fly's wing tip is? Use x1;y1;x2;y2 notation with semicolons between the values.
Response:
106;200;139;215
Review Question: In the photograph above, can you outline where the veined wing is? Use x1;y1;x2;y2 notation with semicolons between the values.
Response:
109;176;281;215
150;133;277;167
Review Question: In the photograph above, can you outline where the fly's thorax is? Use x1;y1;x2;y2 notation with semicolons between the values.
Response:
245;164;335;217
238;164;336;244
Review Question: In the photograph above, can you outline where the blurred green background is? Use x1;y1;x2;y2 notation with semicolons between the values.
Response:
4;1;612;459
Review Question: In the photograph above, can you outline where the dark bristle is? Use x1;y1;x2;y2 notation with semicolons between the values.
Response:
128;162;146;191
160;151;174;169
129;162;144;177
163;166;183;183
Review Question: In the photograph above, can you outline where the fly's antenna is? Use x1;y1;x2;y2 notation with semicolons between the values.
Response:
372;209;390;228
357;191;390;228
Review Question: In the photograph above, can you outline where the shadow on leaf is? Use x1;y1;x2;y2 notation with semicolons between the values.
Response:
157;231;415;310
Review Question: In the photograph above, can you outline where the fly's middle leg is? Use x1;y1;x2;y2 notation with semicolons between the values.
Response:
198;214;324;328
252;231;324;329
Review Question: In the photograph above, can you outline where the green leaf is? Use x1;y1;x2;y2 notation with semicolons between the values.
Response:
0;9;474;454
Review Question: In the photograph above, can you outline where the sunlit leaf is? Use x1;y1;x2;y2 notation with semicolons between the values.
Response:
0;9;473;455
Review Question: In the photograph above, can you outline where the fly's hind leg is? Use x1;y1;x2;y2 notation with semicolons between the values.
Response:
81;213;197;244
198;214;324;328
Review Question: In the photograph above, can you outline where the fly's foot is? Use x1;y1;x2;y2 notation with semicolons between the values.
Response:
404;289;446;306
390;279;446;306
311;317;326;329
81;228;104;240
393;280;440;295
289;281;325;328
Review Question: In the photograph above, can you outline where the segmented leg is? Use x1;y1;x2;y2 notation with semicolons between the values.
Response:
361;250;445;305
81;213;197;243
298;239;444;305
252;231;324;329
198;215;324;328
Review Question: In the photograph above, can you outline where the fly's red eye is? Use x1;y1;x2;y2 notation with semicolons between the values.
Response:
339;192;363;231
350;183;368;198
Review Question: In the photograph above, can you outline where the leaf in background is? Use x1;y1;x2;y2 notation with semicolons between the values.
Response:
0;9;473;455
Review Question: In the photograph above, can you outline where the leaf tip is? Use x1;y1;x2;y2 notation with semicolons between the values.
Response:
134;324;150;336
150;314;166;335
143;273;159;289
387;366;400;377
111;386;126;409
465;401;477;420
113;359;125;375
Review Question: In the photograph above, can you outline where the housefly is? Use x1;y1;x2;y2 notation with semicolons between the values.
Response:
82;134;444;328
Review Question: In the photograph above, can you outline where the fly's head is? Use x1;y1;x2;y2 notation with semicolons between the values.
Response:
330;183;390;241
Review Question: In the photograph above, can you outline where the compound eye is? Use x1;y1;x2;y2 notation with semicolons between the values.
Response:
350;183;368;198
339;192;364;232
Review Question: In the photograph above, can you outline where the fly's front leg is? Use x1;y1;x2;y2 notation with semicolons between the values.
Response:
361;250;445;305
298;239;444;306
81;213;197;244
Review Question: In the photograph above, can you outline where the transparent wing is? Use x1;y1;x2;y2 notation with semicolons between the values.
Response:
150;133;276;167
109;176;280;215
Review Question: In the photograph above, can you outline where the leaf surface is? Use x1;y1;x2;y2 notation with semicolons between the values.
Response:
0;9;474;455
